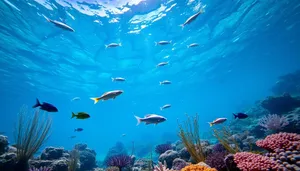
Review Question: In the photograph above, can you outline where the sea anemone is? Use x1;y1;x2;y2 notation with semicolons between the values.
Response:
105;154;132;171
155;144;172;155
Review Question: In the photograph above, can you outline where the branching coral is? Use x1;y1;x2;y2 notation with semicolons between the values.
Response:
14;105;52;171
212;127;240;154
154;161;170;171
68;149;79;171
258;114;289;132
177;113;206;163
181;164;217;171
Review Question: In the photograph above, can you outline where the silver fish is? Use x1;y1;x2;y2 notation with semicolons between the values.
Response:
45;17;75;32
134;114;167;126
187;43;199;48
71;97;80;101
156;61;169;67
160;104;171;110
180;8;204;28
160;80;171;85
112;77;126;82
90;90;123;104
105;43;122;48
208;118;227;127
155;40;172;46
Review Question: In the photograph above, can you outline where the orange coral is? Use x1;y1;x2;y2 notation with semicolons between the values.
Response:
181;164;217;171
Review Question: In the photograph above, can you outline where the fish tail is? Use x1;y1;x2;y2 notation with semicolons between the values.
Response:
71;112;76;119
154;42;157;46
187;45;189;48
160;107;163;111
233;113;237;119
170;40;172;44
105;45;108;49
119;43;122;46
90;97;100;104
111;77;115;82
208;122;213;127
74;129;77;132
159;82;162;85
179;24;184;30
33;98;41;108
134;115;142;126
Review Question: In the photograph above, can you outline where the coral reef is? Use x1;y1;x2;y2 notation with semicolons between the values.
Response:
105;154;132;170
29;166;51;171
132;158;153;171
0;135;8;155
234;152;279;171
171;158;187;170
155;144;172;155
205;151;227;171
158;150;179;168
224;154;240;171
258;114;289;132
76;144;97;170
261;93;300;115
181;164;217;171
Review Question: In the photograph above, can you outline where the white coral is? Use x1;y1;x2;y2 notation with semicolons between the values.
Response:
154;161;170;171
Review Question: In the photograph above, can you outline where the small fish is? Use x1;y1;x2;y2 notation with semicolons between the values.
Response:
71;97;80;101
163;55;170;59
70;136;76;139
45;16;75;32
160;80;171;85
160;104;171;110
33;98;58;112
71;112;90;119
180;8;205;28
105;43;122;48
134;114;167;126
156;61;169;67
121;134;126;137
112;77;126;82
208;118;227;127
233;113;248;119
187;43;199;48
90;90;123;104
74;128;83;132
155;41;172;46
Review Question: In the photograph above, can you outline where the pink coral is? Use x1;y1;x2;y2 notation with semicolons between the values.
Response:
256;132;300;152
233;152;279;171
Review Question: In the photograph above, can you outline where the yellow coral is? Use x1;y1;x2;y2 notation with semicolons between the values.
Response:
181;164;217;171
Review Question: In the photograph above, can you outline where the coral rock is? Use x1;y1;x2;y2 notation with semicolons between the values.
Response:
158;150;179;169
178;147;190;161
261;94;300;115
0;152;17;171
172;158;187;170
41;147;64;160
0;135;8;155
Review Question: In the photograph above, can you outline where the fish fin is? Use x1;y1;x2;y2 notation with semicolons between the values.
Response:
44;15;51;22
33;98;41;108
208;122;213;127
90;97;100;104
111;77;115;82
134;115;142;126
71;112;76;119
179;24;184;30
233;113;237;119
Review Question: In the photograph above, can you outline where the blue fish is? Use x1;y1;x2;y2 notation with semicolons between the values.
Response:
33;98;58;112
233;113;248;119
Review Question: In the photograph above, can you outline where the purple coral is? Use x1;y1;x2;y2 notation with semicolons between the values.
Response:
212;143;226;153
29;166;51;171
258;114;289;131
205;151;227;171
155;143;172;155
105;154;132;170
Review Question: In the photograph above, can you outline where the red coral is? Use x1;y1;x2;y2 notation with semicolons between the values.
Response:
233;152;279;171
256;132;300;152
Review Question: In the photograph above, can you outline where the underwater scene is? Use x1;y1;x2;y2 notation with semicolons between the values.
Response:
1;0;300;171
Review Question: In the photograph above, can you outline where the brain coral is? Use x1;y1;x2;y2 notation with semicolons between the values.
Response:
181;164;217;171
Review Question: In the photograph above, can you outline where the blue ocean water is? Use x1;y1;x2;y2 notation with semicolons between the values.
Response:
0;0;300;161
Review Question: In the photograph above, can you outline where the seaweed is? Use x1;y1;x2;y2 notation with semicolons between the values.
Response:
177;113;206;163
212;126;240;154
14;105;52;171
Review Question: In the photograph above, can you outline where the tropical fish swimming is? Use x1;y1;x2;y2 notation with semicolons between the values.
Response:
187;43;199;48
160;80;171;85
134;114;167;126
208;118;227;127
160;104;171;110
45;16;75;32
71;97;80;101
105;43;122;48
155;41;172;46
70;136;76;139
74;128;83;132
90;90;123;104
33;98;58;112
233;113;248;119
71;112;90;119
180;8;205;28
112;77;126;82
156;61;169;67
